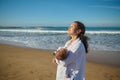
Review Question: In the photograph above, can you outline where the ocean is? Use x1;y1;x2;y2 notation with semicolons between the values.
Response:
0;26;120;51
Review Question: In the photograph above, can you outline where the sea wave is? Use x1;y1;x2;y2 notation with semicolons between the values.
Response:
0;29;120;34
0;29;120;51
86;31;120;34
0;29;66;33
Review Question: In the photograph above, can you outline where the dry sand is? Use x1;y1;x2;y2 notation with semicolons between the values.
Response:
0;44;120;80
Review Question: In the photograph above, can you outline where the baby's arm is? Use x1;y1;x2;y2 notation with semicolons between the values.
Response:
52;57;56;64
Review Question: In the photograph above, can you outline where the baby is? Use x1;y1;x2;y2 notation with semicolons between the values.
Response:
53;48;68;60
52;48;70;78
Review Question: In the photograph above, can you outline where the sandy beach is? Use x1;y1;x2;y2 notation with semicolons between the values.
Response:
0;44;120;80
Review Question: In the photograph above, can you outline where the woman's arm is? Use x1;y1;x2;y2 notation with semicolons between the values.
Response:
55;42;84;67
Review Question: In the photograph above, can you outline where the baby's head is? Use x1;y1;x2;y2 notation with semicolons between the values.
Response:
55;48;68;60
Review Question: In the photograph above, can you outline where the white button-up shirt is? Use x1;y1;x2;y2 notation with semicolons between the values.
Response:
55;38;86;80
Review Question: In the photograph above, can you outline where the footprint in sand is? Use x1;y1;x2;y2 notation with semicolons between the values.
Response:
104;73;120;80
30;70;34;74
116;75;120;78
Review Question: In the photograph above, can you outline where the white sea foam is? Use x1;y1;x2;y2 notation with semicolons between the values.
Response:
0;29;120;34
0;29;67;33
86;31;120;34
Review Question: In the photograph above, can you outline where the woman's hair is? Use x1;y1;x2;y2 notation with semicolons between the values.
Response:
73;21;89;53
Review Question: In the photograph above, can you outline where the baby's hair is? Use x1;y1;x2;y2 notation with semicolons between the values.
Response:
55;48;68;60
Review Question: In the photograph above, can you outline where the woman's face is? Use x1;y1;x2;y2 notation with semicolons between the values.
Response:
68;22;78;35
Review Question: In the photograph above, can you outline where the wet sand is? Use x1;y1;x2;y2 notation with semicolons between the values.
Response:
0;44;120;80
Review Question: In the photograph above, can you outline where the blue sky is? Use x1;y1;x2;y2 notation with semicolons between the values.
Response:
0;0;120;27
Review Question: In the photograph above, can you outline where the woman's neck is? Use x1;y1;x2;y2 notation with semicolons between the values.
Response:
71;35;78;42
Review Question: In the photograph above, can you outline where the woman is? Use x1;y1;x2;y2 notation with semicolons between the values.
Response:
53;21;88;80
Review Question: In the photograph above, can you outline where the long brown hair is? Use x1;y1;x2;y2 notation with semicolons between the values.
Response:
74;21;89;53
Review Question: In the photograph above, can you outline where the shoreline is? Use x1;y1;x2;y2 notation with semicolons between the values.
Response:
0;44;120;80
0;42;120;52
1;43;120;67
